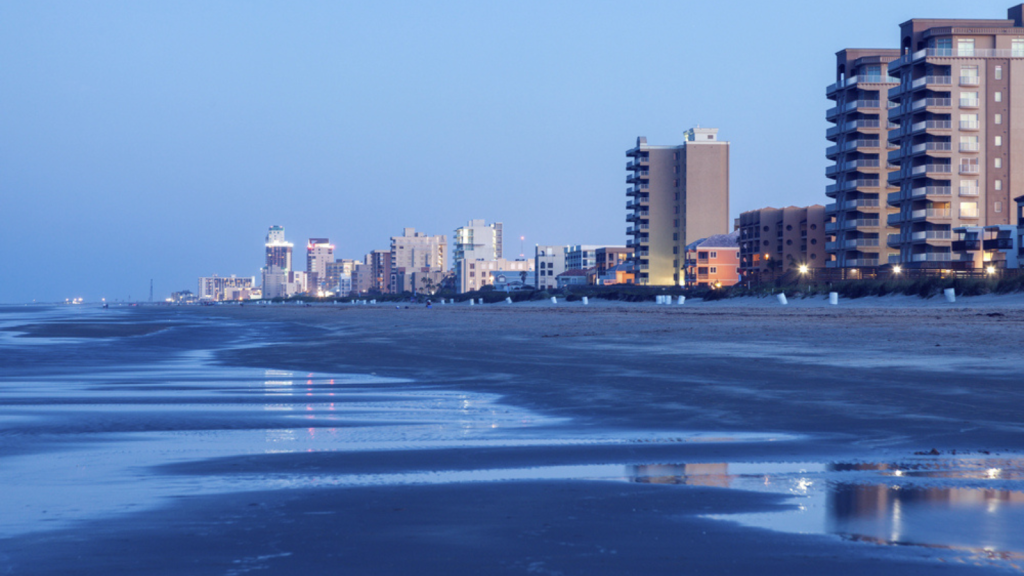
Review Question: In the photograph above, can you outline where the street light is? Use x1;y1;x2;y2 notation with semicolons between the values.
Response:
893;265;902;274
798;264;809;274
987;265;997;275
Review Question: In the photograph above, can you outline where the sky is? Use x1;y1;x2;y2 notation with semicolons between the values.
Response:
0;0;1015;303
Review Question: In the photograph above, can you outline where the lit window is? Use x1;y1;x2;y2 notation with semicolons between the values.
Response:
995;91;1003;102
996;136;1003;146
995;180;1003;191
995;66;1003;80
995;158;1002;168
1014;39;1024;57
995;202;1003;213
957;39;975;56
995;113;1003;125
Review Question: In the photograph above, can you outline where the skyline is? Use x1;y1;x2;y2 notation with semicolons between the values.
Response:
2;0;1014;303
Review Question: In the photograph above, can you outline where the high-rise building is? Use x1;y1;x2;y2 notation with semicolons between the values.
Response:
886;5;1024;269
389;228;447;293
626;128;730;286
453;220;503;262
825;49;902;269
737;205;827;282
306;238;334;294
325;259;356;296
366;250;392;294
262;225;294;299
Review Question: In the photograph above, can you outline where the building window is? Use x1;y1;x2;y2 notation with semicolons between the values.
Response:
1014;39;1024;57
995;113;1003;125
995;91;1003;102
995;201;1003;213
674;152;680;161
710;251;717;258
995;180;1002;190
996;136;1003;146
786;239;793;245
709;267;718;274
673;166;680;174
673;246;678;254
810;253;817;260
961;202;979;218
995;66;1003;80
995;158;1002;169
957;39;975;57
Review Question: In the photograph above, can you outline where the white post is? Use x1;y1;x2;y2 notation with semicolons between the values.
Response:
582;296;589;305
777;293;788;306
550;296;557;304
655;295;663;304
505;297;512;304
469;299;474;306
370;299;376;305
829;292;839;305
677;296;685;305
944;288;956;303
478;298;484;305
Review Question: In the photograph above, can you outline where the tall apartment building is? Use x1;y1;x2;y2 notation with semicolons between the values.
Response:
390;228;447;293
306;238;334;294
325;258;356;296
534;245;568;290
737;206;827;281
825;49;901;269
453;220;503;261
262;225;294;299
886;5;1024;269
366;250;392;294
626;128;730;286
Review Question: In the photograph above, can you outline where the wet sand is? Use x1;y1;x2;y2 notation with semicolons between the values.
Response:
3;302;1024;575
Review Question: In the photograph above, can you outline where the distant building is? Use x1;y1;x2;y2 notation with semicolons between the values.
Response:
170;290;197;304
565;245;603;270
492;269;535;292
366;250;392;294
198;275;256;301
262;225;294;299
325;259;356;296
596;261;635;286
534;245;568;290
453;220;503;261
595;247;633;276
684;232;741;288
306;238;334;294
390;228;447;293
738;206;827;282
351;262;373;296
555;268;593;289
626;128;730;286
456;258;533;293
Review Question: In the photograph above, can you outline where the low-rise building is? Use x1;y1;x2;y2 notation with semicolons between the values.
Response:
456;258;533;293
492;269;536;291
952;225;1019;270
738;205;827;282
596;262;635;286
198;275;257;301
595;247;633;276
534;245;568;290
556;268;594;289
684;232;741;288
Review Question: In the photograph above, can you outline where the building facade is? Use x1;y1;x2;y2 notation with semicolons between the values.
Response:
262;225;294;299
626;128;730;286
198;275;256;301
534;245;568;290
825;48;902;269
594;247;633;276
325;258;356;296
305;238;334;295
737;206;828;281
453;220;503;262
456;258;533;293
684;232;741;288
886;5;1024;268
366;250;392;294
390;228;447;293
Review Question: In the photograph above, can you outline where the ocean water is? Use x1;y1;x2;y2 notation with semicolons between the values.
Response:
1;304;1022;570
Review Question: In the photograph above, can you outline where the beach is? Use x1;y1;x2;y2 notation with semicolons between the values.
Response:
1;299;1023;574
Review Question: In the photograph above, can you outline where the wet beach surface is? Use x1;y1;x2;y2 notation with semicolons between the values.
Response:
1;302;1024;574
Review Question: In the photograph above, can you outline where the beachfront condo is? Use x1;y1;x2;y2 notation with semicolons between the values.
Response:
453;220;502;292
305;238;334;295
389;228;447;293
825;49;902;269
626;128;730;286
886;5;1024;269
534;245;568;290
737;205;827;283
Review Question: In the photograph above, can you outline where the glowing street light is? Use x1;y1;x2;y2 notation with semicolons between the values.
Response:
986;265;997;275
798;264;809;274
892;265;902;274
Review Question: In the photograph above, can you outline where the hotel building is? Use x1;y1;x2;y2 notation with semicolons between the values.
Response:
737;206;827;281
262;225;294;299
626;128;730;286
306;238;334;294
454;220;502;291
825;49;902;269
390;228;447;293
886;5;1024;268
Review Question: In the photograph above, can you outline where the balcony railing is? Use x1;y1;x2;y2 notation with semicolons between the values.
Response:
959;121;979;130
959;187;979;197
912;164;952;175
960;75;981;86
912;230;952;241
911;186;951;197
914;47;1024;59
912;75;952;88
911;142;952;153
912;98;952;110
960;208;980;219
959;164;980;174
911;209;951;219
911;253;952;262
959;98;980;108
847;238;880;248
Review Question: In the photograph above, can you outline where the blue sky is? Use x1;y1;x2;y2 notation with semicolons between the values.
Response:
0;0;1014;302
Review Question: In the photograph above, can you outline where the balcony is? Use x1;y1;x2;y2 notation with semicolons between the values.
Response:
911;230;952;241
960;208;980;219
911;142;952;155
846;238;880;248
952;240;981;251
911;164;952;175
825;241;838;251
959;121;979;130
845;218;881;229
825;222;839;232
911;75;952;89
984;238;1015;250
959;164;980;174
909;120;953;134
914;47;1024;59
887;213;903;225
911;97;952;111
959;75;981;86
959;98;980;108
911;253;952;263
959;142;980;152
827;75;900;94
910;209;951;220
625;157;649;170
847;258;880;267
911;186;952;198
959;186;979;197
887;234;901;247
